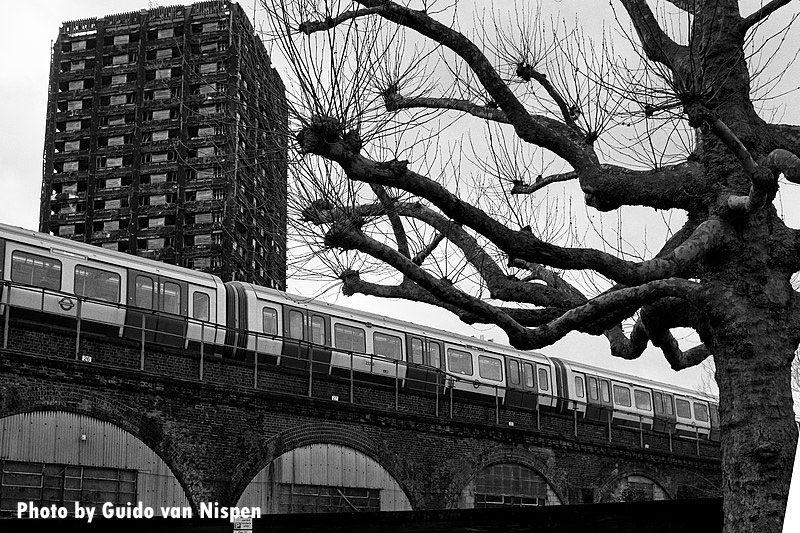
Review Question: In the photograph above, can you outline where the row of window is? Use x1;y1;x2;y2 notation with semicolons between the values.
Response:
60;23;229;53
9;250;210;321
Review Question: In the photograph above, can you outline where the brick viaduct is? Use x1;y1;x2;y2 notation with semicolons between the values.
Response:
0;316;721;509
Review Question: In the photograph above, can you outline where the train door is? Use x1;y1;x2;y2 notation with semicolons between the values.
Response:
281;305;331;372
504;357;537;409
653;390;677;434
536;363;556;408
405;334;444;393
124;270;188;348
585;375;614;422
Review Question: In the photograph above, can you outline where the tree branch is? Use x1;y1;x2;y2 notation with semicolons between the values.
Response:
619;0;688;66
665;0;700;15
741;0;795;33
353;0;598;171
298;6;385;35
383;91;509;124
297;119;726;286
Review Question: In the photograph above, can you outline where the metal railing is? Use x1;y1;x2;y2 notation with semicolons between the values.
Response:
0;280;718;458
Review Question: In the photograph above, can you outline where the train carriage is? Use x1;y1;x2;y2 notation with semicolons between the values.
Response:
0;224;225;350
0;221;724;445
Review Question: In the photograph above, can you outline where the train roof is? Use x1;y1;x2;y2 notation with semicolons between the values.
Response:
0;222;223;285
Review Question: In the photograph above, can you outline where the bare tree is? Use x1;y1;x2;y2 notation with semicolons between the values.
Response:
263;1;800;531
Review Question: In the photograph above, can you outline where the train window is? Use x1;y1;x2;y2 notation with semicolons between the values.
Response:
373;332;402;360
508;360;521;386
334;323;366;353
411;338;424;364
288;310;304;340
634;390;652;411
587;377;599;401
613;385;632;407
523;363;534;388
575;376;585;398
478;355;503;381
653;391;664;415
538;368;549;391
134;275;155;309
429;342;442;368
74;265;120;302
694;402;709;422
11;251;62;290
311;315;326;345
192;292;209;321
676;399;692;419
664;394;674;416
161;281;181;315
601;380;610;403
447;348;473;376
262;308;277;334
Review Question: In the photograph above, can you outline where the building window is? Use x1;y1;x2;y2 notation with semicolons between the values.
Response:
277;484;379;514
0;461;136;516
11;251;62;290
473;464;549;508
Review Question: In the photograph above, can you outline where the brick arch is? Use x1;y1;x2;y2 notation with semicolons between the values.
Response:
0;383;198;508
229;422;416;508
596;468;673;503
445;446;567;508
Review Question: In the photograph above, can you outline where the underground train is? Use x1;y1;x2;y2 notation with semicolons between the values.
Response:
0;222;719;440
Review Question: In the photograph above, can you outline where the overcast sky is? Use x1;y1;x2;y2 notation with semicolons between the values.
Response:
2;0;799;396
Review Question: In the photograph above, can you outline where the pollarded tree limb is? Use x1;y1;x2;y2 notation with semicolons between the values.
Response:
297;119;726;286
368;183;410;258
351;0;598;171
769;124;800;156
665;0;700;15
638;297;714;370
297;6;385;35
514;161;709;212
339;270;569;327
741;0;795;33
763;149;800;184
305;199;584;307
619;0;688;66
327;217;705;350
383;92;509;124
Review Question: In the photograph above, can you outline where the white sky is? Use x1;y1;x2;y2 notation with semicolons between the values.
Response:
0;0;799;529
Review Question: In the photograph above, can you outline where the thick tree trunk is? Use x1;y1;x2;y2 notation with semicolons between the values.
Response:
714;297;798;533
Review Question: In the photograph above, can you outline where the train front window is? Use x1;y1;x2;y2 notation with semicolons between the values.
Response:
447;348;473;376
311;315;326;345
11;251;62;290
161;281;181;315
676;399;692;419
613;385;631;407
478;355;503;381
262;308;277;335
74;265;120;302
634;390;652;411
694;402;709;422
192;292;209;321
334;323;365;353
134;275;155;309
374;332;402;360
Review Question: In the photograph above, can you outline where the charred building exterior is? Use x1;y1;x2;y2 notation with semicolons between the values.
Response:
40;1;287;288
